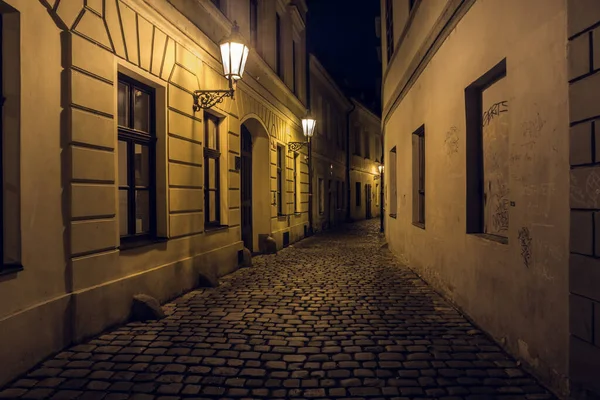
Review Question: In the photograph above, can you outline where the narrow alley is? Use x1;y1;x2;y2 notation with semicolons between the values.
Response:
0;220;554;400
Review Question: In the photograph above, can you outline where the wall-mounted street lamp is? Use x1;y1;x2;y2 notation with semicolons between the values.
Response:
289;112;316;234
378;164;384;233
193;22;249;111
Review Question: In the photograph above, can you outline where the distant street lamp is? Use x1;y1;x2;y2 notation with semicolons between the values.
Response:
193;21;249;111
378;164;384;233
290;112;316;234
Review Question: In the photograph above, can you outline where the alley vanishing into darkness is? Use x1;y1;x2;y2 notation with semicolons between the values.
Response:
0;220;554;400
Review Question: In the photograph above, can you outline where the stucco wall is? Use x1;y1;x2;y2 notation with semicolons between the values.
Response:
382;0;569;393
0;0;312;387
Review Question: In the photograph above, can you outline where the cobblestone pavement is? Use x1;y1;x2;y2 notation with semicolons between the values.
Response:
1;219;555;400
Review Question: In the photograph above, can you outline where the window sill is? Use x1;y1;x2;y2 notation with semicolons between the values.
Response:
389;213;397;219
412;221;425;230
0;263;24;276
120;237;168;251
277;214;287;221
205;225;229;234
471;233;508;245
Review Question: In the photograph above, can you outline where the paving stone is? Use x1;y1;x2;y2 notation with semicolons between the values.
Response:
0;221;556;400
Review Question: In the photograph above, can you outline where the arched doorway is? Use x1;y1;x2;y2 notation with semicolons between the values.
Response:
240;117;270;253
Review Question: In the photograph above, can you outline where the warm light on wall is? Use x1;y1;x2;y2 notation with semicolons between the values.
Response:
193;21;249;111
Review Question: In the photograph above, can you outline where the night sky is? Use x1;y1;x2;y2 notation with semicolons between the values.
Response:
306;0;382;115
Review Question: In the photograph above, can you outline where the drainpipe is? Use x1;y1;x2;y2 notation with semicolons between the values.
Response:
345;101;355;222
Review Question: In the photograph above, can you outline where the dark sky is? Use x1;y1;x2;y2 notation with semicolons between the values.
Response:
306;0;382;115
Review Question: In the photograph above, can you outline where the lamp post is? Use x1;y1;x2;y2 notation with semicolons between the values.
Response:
378;164;384;233
290;112;316;235
192;21;249;110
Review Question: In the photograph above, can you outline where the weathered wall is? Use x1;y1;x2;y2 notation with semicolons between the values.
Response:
567;0;600;398
382;0;569;394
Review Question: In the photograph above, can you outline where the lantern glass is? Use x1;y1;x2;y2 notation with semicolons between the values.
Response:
220;23;249;81
302;118;316;138
378;165;384;174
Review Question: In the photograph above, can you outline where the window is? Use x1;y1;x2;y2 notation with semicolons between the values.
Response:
389;146;397;217
293;152;299;212
276;13;283;79
375;184;379;207
117;75;156;243
277;145;284;215
412;125;425;227
250;0;258;47
465;58;508;241
364;132;370;159
292;41;297;94
318;178;324;214
342;182;345;209
204;113;221;227
336;181;341;209
355;182;361;207
0;10;22;273
211;0;221;10
354;130;361;156
385;0;394;62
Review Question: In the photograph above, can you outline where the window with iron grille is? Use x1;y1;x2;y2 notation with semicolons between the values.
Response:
412;125;425;227
277;145;284;215
204;113;221;227
117;74;156;243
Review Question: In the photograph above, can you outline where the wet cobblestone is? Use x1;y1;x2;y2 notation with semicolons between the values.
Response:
0;220;555;399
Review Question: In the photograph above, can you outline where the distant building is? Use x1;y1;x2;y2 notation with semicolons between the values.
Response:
380;0;600;398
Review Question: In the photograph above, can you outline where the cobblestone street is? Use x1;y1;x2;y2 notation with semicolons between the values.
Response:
0;220;555;400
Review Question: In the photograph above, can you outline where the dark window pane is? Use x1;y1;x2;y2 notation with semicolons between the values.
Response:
118;140;129;186
133;89;150;132
134;144;150;187
208;157;217;189
119;190;129;236
118;82;129;127
205;116;218;150
135;190;151;234
209;191;217;222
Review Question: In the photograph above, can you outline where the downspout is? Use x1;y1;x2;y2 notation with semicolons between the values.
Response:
345;101;355;222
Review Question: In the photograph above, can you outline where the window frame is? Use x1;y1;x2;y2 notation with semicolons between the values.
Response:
293;152;299;212
318;178;324;214
412;125;425;228
276;13;283;79
292;40;297;95
204;113;222;228
277;144;284;216
385;0;394;62
465;58;508;243
250;0;258;48
117;73;157;245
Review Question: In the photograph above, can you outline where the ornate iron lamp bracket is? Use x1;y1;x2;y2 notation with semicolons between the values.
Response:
288;141;308;152
193;89;234;111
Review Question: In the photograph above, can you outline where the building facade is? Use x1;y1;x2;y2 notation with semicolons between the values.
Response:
381;0;600;398
349;99;383;222
308;55;351;232
0;0;319;386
